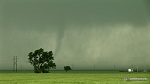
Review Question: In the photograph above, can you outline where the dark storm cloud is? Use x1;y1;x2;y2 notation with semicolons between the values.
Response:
1;0;149;29
0;0;150;70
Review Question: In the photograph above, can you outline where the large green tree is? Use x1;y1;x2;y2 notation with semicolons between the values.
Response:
28;48;56;73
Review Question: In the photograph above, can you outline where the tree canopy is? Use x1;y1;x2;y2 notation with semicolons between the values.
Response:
28;48;56;73
64;66;71;72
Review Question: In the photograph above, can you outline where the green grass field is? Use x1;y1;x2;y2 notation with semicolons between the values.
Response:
0;71;149;84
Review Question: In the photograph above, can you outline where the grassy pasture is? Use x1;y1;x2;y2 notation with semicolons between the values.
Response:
0;71;149;84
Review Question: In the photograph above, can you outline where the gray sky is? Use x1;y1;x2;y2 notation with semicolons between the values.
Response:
0;0;150;70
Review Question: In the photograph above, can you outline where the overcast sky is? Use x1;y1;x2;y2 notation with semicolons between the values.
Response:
0;0;150;70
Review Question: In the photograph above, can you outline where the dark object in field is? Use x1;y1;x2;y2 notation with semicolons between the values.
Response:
28;48;56;73
64;66;72;72
119;70;127;72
